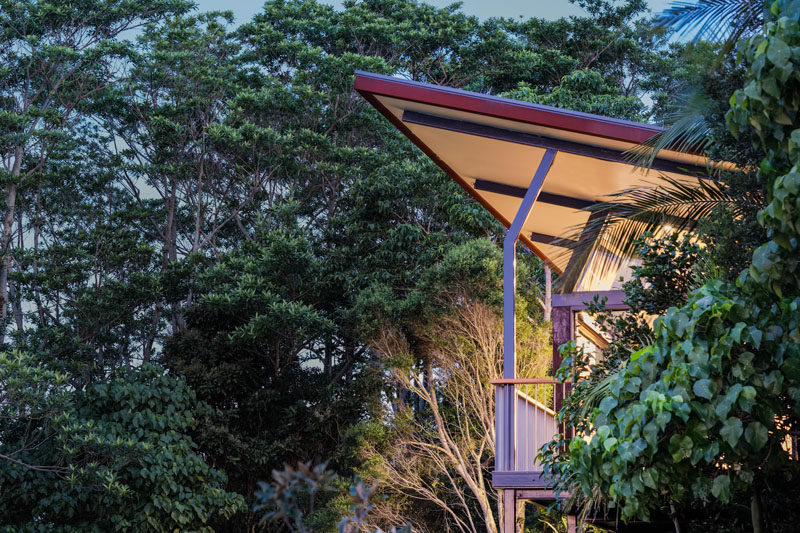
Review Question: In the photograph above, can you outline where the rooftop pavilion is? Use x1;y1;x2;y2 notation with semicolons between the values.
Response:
355;70;722;533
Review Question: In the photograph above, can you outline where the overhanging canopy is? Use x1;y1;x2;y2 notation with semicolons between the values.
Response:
354;70;723;291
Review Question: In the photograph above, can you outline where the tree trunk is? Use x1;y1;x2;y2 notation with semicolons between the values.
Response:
426;366;498;533
8;281;23;335
10;201;24;334
142;302;161;363
751;492;763;533
669;503;681;533
515;498;525;533
0;148;22;344
164;183;186;332
32;190;45;326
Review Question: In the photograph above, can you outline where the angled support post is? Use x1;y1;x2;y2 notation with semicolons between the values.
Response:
496;148;556;474
503;148;556;378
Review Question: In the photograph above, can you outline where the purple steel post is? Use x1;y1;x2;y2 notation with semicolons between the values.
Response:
496;148;556;473
503;148;556;379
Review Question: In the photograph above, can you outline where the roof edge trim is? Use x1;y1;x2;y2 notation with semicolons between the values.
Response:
354;70;664;145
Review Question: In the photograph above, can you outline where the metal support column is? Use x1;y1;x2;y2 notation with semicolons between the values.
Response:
496;148;556;474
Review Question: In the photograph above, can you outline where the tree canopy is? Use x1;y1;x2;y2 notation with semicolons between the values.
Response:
0;0;781;531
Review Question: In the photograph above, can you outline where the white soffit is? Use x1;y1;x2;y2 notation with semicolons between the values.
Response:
365;88;724;273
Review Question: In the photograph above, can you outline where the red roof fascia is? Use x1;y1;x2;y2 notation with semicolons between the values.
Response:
353;71;664;145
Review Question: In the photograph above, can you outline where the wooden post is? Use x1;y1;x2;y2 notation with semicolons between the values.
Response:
502;489;516;533
551;306;571;412
567;514;577;533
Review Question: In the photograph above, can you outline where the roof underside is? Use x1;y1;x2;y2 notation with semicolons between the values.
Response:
354;71;720;292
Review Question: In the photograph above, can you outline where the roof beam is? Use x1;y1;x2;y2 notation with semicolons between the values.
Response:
474;179;595;209
552;290;628;310
530;232;577;247
475;175;692;231
356;70;666;145
402;110;708;177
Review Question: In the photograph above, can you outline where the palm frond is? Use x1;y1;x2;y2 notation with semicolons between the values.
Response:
556;176;762;291
628;89;716;169
656;0;765;45
572;367;622;424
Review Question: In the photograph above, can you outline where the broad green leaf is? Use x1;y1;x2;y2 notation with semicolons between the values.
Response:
711;475;731;502
767;38;791;67
730;322;746;343
603;437;618;453
692;379;716;399
720;417;743;448
642;469;657;490
599;396;618;415
744;421;769;451
669;434;693;462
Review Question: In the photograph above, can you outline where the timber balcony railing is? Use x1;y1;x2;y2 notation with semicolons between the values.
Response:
492;378;571;486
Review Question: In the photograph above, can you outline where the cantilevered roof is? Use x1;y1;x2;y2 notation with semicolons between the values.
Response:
354;70;721;289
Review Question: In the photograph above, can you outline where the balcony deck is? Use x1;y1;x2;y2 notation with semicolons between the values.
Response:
492;379;567;493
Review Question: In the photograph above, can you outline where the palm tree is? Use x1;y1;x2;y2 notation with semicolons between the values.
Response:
557;1;768;287
635;0;766;164
556;175;764;290
656;0;765;45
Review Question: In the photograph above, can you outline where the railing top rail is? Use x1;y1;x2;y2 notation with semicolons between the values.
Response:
490;378;571;385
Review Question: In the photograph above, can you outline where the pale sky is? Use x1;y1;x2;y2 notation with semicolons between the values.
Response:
193;0;673;25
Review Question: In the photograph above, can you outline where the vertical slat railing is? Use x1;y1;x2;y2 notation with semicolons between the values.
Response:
495;385;512;471
493;378;569;471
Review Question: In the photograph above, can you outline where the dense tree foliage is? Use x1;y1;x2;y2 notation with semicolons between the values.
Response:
544;2;800;532
0;354;243;530
0;0;753;531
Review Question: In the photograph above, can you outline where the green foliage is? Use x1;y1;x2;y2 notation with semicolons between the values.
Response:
0;350;69;469
0;359;244;531
254;462;409;533
0;0;192;181
0;0;713;530
162;231;383;530
254;462;338;533
337;478;411;533
623;233;703;315
598;16;766;271
545;2;800;529
0;0;194;348
551;232;702;444
728;1;800;296
695;171;768;283
549;280;798;521
501;69;645;120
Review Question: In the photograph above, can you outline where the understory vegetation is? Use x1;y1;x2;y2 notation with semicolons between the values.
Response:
543;1;800;532
1;0;798;531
